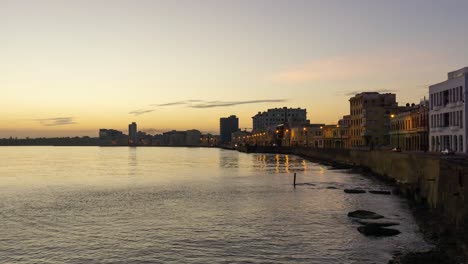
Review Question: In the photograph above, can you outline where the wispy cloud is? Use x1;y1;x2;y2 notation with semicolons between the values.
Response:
270;49;441;83
35;117;77;126
152;101;188;107
129;109;156;116
342;89;397;96
189;99;288;108
129;99;289;116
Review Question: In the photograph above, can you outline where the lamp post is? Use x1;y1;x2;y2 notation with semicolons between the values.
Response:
391;114;400;149
337;125;342;148
303;127;308;147
320;126;323;148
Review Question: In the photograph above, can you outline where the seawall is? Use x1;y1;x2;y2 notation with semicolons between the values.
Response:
237;146;468;256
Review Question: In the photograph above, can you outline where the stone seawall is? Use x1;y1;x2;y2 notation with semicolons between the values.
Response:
237;146;468;254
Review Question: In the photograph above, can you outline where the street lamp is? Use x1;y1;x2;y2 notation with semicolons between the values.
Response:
303;127;308;147
391;114;400;149
336;124;343;148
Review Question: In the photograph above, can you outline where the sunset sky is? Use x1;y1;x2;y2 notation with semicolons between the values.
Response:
2;0;468;137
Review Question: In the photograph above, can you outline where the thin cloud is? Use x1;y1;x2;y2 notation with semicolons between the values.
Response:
190;99;289;108
343;89;397;96
35;117;77;126
270;49;441;83
129;109;155;116
153;101;188;107
129;99;289;116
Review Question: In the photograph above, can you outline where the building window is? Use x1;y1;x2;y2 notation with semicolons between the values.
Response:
460;135;464;152
461;111;464;128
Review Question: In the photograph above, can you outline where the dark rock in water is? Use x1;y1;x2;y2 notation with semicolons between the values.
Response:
369;190;392;195
326;186;338;189
344;189;366;194
357;225;401;237
356;219;399;227
348;210;384;219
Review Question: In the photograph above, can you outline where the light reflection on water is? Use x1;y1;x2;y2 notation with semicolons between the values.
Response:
0;147;430;263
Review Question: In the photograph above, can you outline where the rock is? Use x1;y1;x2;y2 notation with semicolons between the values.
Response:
369;190;392;195
355;219;400;227
344;189;366;194
357;225;401;237
348;210;384;219
326;186;338;189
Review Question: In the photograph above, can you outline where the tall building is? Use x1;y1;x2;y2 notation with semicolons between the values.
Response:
429;67;468;153
349;92;397;148
220;115;239;144
252;107;308;132
128;122;138;146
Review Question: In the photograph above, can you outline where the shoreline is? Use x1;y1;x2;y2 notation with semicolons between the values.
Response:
231;146;467;264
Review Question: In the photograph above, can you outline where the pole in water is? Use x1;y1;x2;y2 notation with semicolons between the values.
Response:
293;172;296;187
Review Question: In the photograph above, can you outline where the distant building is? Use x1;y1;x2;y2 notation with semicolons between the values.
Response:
99;129;124;140
220;115;239;144
98;129;127;146
200;134;219;147
252;107;308;132
349;92;397;148
306;124;325;148
390;101;429;152
231;130;251;147
162;130;186;146
429;67;468;153
128;122;138;146
338;115;351;149
186;129;202;146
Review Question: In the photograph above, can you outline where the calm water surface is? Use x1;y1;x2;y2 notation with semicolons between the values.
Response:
0;147;430;263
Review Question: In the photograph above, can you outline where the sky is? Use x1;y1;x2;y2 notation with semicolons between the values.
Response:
2;0;468;137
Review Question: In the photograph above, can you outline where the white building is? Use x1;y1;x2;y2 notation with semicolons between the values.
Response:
429;67;468;153
252;107;308;132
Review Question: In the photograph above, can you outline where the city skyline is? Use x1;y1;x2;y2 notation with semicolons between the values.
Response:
3;0;468;138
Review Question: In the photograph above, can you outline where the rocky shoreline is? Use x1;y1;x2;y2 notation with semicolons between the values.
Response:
311;159;467;263
234;147;467;263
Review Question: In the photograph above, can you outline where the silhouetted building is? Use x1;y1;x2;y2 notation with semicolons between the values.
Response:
162;130;186;146
128;122;138;146
220;115;239;144
186;129;202;146
98;129;127;146
99;129;124;140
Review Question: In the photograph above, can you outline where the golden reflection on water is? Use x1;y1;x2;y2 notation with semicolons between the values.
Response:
275;154;280;174
0;147;432;264
318;166;325;175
